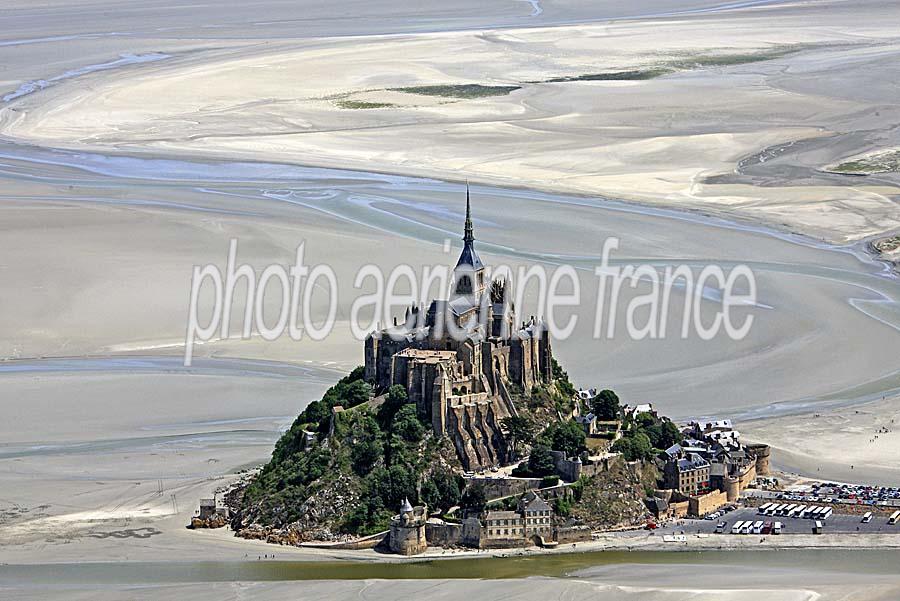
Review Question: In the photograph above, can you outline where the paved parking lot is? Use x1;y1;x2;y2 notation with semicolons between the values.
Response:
656;507;900;536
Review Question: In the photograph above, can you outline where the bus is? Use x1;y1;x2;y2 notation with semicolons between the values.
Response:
862;512;873;523
741;522;752;534
752;520;765;534
788;505;803;518
758;503;772;515
889;511;900;525
731;521;745;534
820;507;833;520
812;520;824;534
773;521;783;534
801;506;816;519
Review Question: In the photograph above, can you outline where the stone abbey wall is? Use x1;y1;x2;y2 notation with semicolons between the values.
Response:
446;397;511;470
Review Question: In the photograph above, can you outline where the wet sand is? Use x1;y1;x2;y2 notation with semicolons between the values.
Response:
4;550;900;600
743;392;900;486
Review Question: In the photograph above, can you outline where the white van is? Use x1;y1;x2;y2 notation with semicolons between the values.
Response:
773;521;783;534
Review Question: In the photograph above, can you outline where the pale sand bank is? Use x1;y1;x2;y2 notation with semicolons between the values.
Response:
3;1;900;244
742;393;900;486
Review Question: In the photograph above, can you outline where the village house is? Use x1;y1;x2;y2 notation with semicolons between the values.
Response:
574;412;597;436
663;452;710;495
482;491;554;547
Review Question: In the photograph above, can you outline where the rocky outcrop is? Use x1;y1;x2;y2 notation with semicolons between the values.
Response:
570;461;657;529
189;514;227;529
231;472;361;545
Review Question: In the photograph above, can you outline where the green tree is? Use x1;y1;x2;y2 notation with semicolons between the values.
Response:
342;379;372;408
612;431;652;461
377;384;409;429
350;438;382;475
540;420;586;458
501;415;536;459
636;412;656;429
392;404;425;443
554;494;572;517
421;469;462;511
632;414;682;449
591;389;621;420
527;444;557;477
460;483;487;512
367;464;416;510
420;479;440;510
657;419;683;448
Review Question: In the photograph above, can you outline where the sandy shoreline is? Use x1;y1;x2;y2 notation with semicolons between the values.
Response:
742;393;900;486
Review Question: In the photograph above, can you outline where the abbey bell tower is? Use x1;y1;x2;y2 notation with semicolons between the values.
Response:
453;184;485;300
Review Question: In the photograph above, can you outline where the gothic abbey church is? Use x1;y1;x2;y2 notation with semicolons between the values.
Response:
365;189;554;470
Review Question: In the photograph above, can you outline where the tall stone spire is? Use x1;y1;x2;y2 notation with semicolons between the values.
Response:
463;181;474;244
455;182;484;273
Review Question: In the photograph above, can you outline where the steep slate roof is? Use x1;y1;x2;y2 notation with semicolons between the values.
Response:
664;443;683;458
521;492;552;514
677;453;710;472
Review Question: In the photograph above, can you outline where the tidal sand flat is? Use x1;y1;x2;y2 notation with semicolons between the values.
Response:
3;0;900;243
1;146;899;417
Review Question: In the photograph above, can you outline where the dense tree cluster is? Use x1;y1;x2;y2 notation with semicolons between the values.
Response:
538;420;587;458
242;372;466;536
511;419;587;478
613;411;683;461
